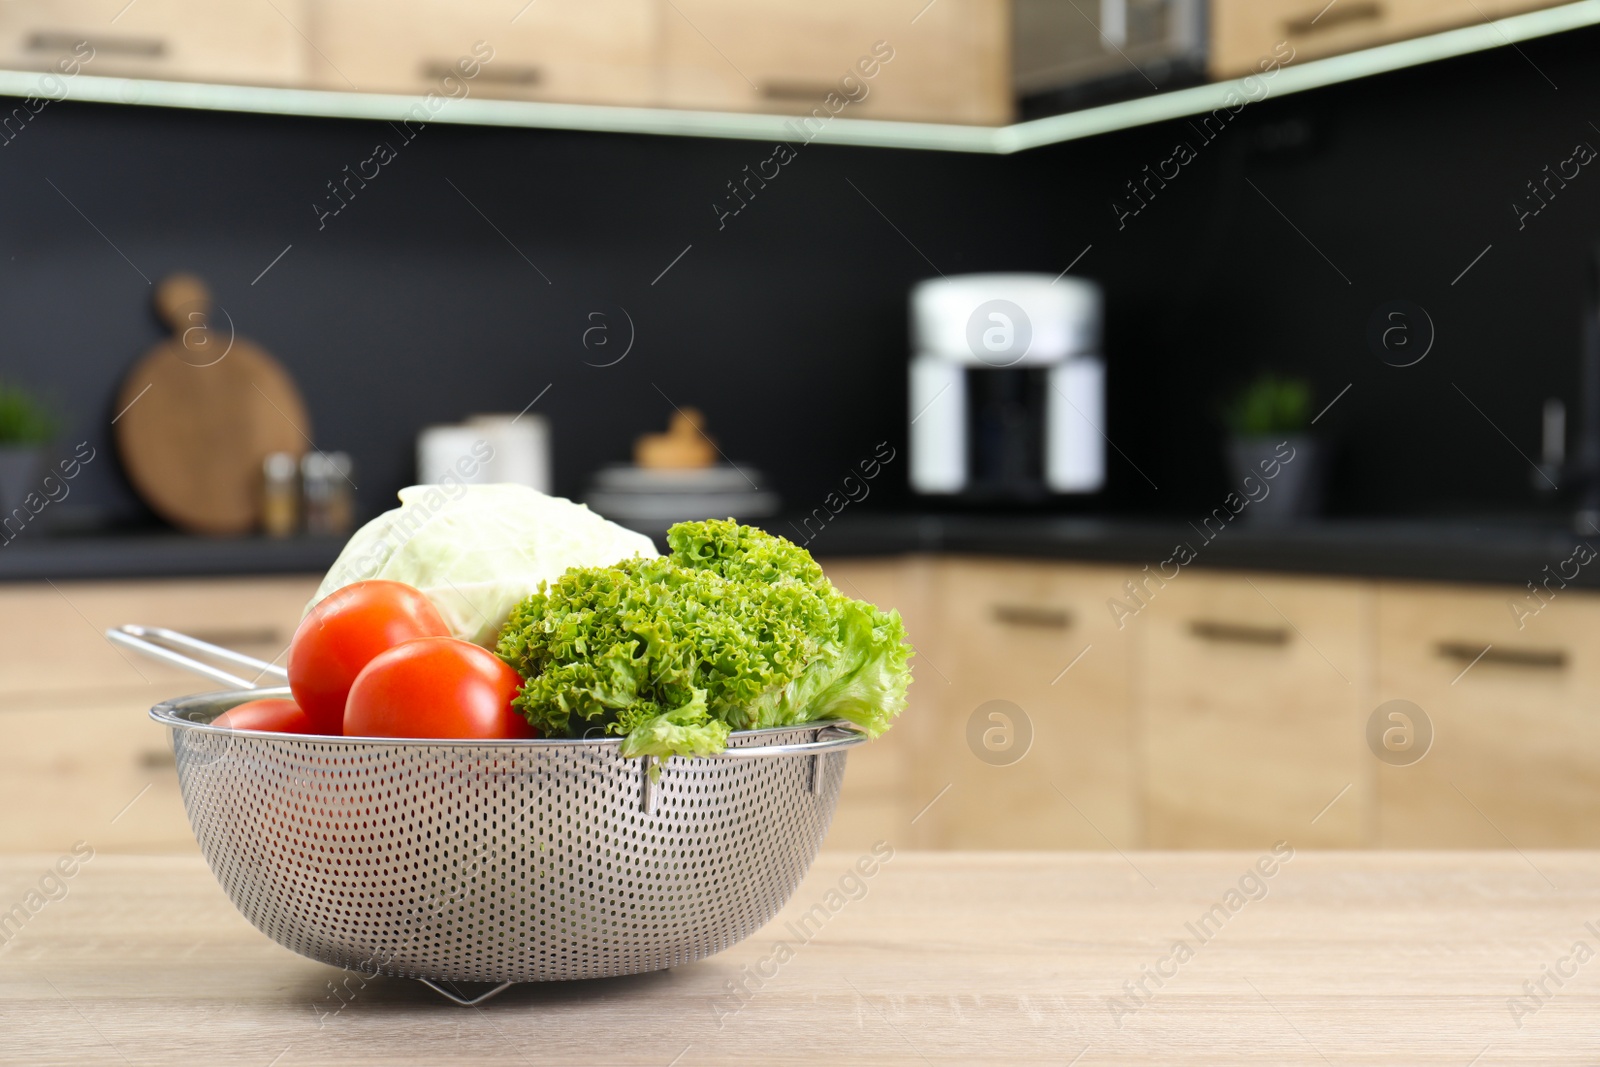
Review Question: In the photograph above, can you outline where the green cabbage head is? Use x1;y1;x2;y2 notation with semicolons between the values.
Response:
310;484;659;647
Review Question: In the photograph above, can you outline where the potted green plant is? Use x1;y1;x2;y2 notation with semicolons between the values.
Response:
1224;374;1321;524
0;381;58;517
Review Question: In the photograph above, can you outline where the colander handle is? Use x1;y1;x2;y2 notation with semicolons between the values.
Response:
106;625;289;690
717;726;868;796
637;725;866;812
708;725;868;759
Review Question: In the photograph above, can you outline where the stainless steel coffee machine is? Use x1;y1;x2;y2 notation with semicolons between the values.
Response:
908;273;1106;499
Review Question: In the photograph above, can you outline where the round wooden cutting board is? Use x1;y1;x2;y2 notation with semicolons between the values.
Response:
114;274;311;535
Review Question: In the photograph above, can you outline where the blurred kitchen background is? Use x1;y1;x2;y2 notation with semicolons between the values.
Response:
3;0;1599;856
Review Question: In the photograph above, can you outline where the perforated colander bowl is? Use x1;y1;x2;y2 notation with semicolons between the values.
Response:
116;625;865;1003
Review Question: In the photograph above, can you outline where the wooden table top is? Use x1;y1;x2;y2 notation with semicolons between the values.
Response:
3;849;1599;1065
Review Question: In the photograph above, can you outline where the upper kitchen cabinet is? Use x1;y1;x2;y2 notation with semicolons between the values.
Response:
1374;582;1600;848
306;0;660;105
657;0;1011;124
1209;0;1569;78
0;0;309;86
0;0;1590;148
1139;570;1371;849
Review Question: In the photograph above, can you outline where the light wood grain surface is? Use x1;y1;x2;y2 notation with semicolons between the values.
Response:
4;850;1600;1064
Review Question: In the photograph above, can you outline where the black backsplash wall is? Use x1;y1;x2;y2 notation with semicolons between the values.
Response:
3;24;1599;530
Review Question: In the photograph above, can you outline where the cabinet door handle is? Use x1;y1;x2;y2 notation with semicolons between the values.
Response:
1435;641;1567;670
991;604;1072;629
138;749;175;770
1285;1;1383;34
27;31;163;58
758;80;842;102
1187;619;1290;646
421;60;540;87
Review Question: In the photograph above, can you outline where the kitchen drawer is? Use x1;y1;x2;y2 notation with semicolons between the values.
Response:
917;558;1138;850
1375;582;1600;848
1140;570;1371;848
1208;0;1568;78
660;0;1011;125
308;0;659;105
0;689;194;852
0;576;320;701
818;557;933;851
0;0;309;86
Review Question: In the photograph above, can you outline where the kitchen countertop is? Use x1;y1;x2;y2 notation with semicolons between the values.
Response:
787;512;1600;588
4;850;1598;1064
0;531;348;582
0;513;1595;588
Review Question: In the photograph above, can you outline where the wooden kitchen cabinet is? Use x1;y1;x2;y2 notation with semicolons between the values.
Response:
821;555;1142;853
307;0;660;104
823;554;1143;853
818;556;937;852
1374;582;1600;848
908;558;1139;850
0;690;193;853
14;562;1599;858
1139;569;1371;848
1209;0;1568;78
0;576;316;701
659;0;1011;124
0;575;321;853
0;0;309;86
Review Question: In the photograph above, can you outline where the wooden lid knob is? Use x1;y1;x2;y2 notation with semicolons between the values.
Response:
154;273;212;333
669;407;705;436
634;407;716;469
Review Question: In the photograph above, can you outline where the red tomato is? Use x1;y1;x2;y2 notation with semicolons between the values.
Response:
212;698;315;734
288;580;451;734
344;637;535;740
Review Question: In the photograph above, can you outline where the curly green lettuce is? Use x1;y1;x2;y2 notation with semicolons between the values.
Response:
496;519;912;760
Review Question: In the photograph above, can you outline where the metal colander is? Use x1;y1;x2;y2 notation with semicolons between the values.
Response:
112;625;865;1003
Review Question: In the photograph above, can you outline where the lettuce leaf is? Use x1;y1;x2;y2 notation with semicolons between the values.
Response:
496;519;911;759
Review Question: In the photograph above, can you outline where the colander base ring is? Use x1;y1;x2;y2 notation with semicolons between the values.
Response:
417;978;515;1006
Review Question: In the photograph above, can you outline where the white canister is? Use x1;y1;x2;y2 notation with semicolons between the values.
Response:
416;417;551;492
416;424;490;486
468;414;551;493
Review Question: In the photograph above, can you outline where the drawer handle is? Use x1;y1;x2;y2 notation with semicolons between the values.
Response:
1436;641;1567;670
759;80;843;102
27;31;163;57
992;604;1071;629
1285;1;1383;34
139;749;175;770
1188;619;1290;646
421;60;540;86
